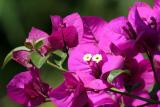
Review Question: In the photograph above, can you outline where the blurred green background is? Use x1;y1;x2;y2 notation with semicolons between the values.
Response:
0;0;153;107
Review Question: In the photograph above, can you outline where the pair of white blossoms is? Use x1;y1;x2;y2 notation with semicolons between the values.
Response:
83;54;102;63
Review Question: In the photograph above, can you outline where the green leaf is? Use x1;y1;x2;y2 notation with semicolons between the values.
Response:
52;50;67;68
2;46;30;68
150;83;159;98
107;69;129;83
110;87;121;92
25;38;44;50
2;51;12;68
30;51;48;68
13;46;30;51
143;53;148;59
34;38;44;50
24;42;33;49
149;84;155;92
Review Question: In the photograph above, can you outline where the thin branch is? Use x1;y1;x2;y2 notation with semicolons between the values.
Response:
145;47;160;87
108;88;157;104
47;60;66;72
137;102;160;107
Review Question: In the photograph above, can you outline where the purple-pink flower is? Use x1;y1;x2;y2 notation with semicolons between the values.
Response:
13;50;32;68
5;0;160;106
25;27;51;55
12;27;51;67
49;72;119;107
81;16;107;43
48;13;82;50
128;1;160;52
7;68;51;107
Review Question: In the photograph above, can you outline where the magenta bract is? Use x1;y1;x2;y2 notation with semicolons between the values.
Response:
5;0;160;106
7;68;51;107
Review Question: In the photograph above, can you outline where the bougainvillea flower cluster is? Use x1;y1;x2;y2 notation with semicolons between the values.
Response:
4;0;160;106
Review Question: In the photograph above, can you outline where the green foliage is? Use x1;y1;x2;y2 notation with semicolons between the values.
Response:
30;51;48;68
25;38;44;50
2;51;12;68
52;50;67;68
110;87;121;92
0;0;154;107
107;69;129;83
34;39;44;50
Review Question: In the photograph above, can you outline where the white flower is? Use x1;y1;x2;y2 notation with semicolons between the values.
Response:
92;54;102;63
83;53;92;62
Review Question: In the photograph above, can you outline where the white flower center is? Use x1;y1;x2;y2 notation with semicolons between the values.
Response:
83;53;92;62
92;54;102;63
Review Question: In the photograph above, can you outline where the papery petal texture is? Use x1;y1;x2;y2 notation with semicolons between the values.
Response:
49;72;92;107
68;43;101;85
13;50;32;68
7;70;50;107
81;16;107;43
63;13;84;42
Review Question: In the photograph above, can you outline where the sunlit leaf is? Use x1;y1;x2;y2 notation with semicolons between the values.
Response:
30;51;48;68
34;38;44;50
110;87;121;92
2;51;12;68
52;50;67;68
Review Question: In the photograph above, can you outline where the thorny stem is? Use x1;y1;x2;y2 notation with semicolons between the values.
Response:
47;60;66;72
108;88;158;104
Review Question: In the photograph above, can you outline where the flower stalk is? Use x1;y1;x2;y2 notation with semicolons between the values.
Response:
47;60;67;72
109;88;157;104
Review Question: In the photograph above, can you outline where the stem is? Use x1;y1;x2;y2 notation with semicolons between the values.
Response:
145;47;159;87
47;60;67;72
108;88;156;104
137;102;160;107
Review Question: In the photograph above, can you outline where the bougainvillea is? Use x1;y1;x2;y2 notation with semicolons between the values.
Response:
3;0;160;106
